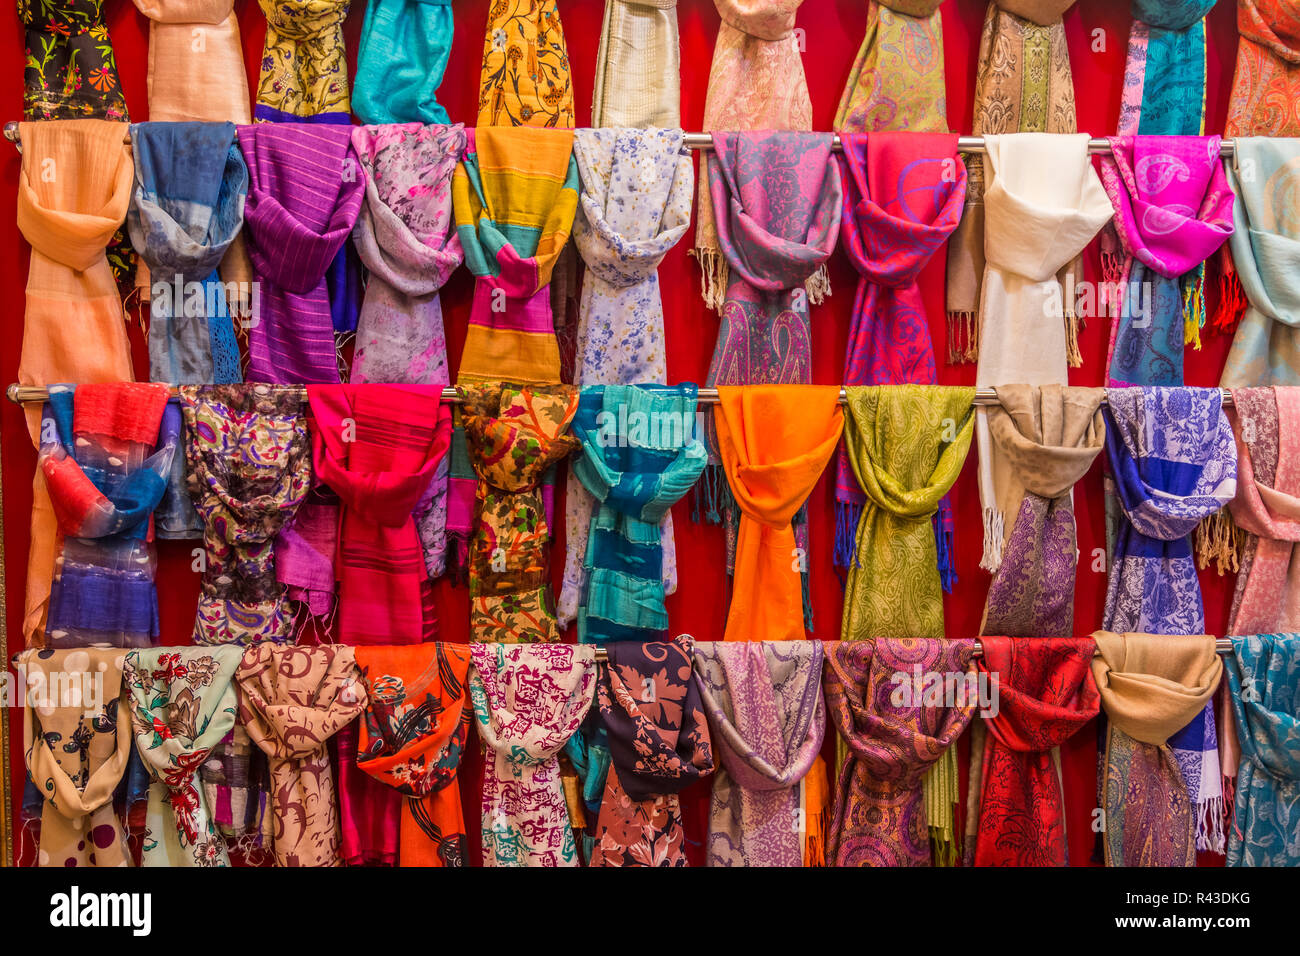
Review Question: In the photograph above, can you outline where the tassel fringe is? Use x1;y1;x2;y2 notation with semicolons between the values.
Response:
1183;271;1206;351
1195;509;1241;575
1196;794;1226;855
979;506;1005;574
834;500;863;570
1065;310;1084;368
690;247;730;313
690;462;735;527
935;507;957;593
805;264;831;305
924;748;960;867
1212;267;1248;334
946;310;977;364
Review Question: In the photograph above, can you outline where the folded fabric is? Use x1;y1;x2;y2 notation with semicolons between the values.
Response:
133;0;251;122
1117;0;1215;136
1224;1;1300;138
591;0;681;127
835;0;948;133
254;0;352;122
476;0;574;128
354;0;452;125
20;0;128;120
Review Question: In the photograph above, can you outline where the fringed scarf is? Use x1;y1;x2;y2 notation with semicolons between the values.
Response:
835;1;948;133
569;385;706;644
590;636;714;867
354;0;452;124
125;645;243;866
469;642;597;867
476;0;574;128
132;0;251;123
1118;1;1215;136
254;0;352;123
1092;631;1222;866
693;640;825;867
19;0;127;121
1224;0;1300;139
714;385;843;643
591;0;681;127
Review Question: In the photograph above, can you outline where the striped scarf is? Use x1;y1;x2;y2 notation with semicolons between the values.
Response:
835;1;948;133
354;0;453;125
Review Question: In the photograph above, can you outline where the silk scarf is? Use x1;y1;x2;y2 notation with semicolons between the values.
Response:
355;0;452;124
476;0;574;128
254;0;351;122
1117;0;1215;136
19;0;128;120
591;0;681;127
1224;1;1300;139
133;0;251;122
835;1;948;133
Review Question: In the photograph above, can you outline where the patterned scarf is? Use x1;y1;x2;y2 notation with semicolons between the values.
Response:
835;1;947;133
569;386;706;644
125;645;242;866
180;384;312;645
1117;1;1215;136
476;0;574;128
1225;1;1300;139
1226;633;1300;866
132;0;250;122
591;0;681;127
1092;631;1222;866
559;127;693;630
693;640;825;867
715;385;843;643
469;642;597;867
19;0;127;120
254;0;351;122
590;636;714;867
355;0;452;124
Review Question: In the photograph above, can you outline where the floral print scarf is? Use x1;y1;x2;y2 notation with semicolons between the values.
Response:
476;0;574;128
254;0;352;122
1225;0;1300;139
19;0;127;120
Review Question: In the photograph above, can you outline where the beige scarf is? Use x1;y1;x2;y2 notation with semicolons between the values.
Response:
592;0;681;127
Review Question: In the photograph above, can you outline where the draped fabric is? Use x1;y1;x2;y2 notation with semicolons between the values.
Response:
132;0;251;123
354;0;452;125
469;642;597;866
1117;0;1216;137
476;0;574;128
591;0;681;128
19;0;127;121
693;640;825;867
1224;1;1300;138
835;0;948;133
1092;631;1222;866
254;0;351;122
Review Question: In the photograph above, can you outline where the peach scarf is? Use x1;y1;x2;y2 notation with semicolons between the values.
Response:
132;0;251;123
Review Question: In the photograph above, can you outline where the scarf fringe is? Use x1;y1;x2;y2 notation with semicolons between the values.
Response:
690;247;730;313
1211;267;1248;334
946;310;977;364
805;264;831;306
924;748;960;867
1065;310;1084;369
833;500;863;570
979;506;1005;573
1183;271;1206;351
801;569;814;633
1194;509;1241;575
1196;794;1226;855
690;462;736;526
935;509;957;594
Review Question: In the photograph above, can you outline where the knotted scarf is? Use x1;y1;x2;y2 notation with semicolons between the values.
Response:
715;385;842;643
835;1;948;133
355;0;452;124
1225;0;1300;139
254;0;351;122
469;642;597;866
569;386;706;644
476;0;574;128
125;645;242;866
1092;631;1222;866
590;636;714;867
1117;1;1216;136
19;0;127;121
591;0;681;127
132;0;251;123
693;640;825;867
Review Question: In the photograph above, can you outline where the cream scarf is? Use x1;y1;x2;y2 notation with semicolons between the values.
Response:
592;0;681;127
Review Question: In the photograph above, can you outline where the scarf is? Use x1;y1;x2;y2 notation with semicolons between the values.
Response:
1225;1;1300;139
355;0;452;125
198;724;271;847
354;643;471;867
125;645;242;866
1100;135;1233;386
254;0;351;122
693;640;825;867
714;385;843;643
459;384;580;643
180;384;312;645
40;383;177;649
19;0;128;121
590;636;714;867
132;0;251;123
1118;0;1215;137
1092;631;1222;866
19;648;132;867
469;642;597;866
824;637;977;866
558;127;693;630
980;385;1106;636
1226;633;1300;866
835;1;948;133
240;123;364;384
569;385;706;644
307;384;451;642
591;0;681;127
692;0;813;308
476;0;574;128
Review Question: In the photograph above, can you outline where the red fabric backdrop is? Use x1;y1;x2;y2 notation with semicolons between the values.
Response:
1;0;1245;866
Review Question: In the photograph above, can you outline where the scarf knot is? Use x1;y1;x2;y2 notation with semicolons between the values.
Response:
461;385;581;494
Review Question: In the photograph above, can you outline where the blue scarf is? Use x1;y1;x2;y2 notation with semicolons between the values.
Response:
1119;0;1217;136
354;0;453;124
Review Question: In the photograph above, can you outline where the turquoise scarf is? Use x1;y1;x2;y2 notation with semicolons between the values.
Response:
1118;1;1217;136
354;0;453;124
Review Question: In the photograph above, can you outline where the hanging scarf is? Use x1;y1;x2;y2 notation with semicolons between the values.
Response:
240;123;364;384
307;384;451;642
1092;631;1222;866
714;385;842;643
980;385;1105;636
559;127;693;630
591;0;681;127
132;0;251;122
198;724;271;847
835;1;948;133
590;636;714;867
19;648;132;867
39;383;177;649
125;645;242;866
693;640;825;867
824;638;976;866
476;0;574;128
1118;0;1215;137
569;385;706;644
1225;1;1300;139
354;0;452;124
19;0;127;120
180;384;312;645
1226;633;1300;866
469;642;597;866
254;0;351;122
459;384;580;643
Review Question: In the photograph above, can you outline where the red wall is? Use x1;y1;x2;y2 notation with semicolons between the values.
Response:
2;0;1246;866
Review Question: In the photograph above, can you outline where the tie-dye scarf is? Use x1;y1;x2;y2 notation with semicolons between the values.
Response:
476;0;574;128
693;640;825;867
19;0;127;120
835;1;948;133
254;0;351;123
354;0;452;124
591;0;681;127
1224;1;1300;139
469;642;597;867
1118;1;1216;136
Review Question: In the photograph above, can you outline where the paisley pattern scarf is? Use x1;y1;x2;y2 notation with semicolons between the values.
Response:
591;0;681;127
125;645;243;867
1224;1;1300;139
1117;0;1215;136
355;0;452;124
835;1;948;133
469;642;597;867
254;0;352;122
132;0;251;123
693;640;825;867
19;0;127;120
476;0;574;128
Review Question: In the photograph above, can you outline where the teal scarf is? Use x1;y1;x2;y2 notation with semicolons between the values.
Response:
354;0;453;124
1118;1;1217;136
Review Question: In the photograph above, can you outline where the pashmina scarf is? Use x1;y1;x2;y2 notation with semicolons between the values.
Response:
238;644;367;867
1117;0;1215;137
476;0;574;128
254;0;351;122
180;384;312;645
240;123;364;384
835;0;948;133
559;127;694;629
355;0;452;125
569;386;706;644
19;0;127;120
1226;633;1300;866
20;648;132;867
692;0;813;308
469;642;597;866
824;638;977;866
125;645;242;866
591;0;681;127
967;637;1099;866
980;385;1106;636
1092;632;1222;866
591;636;714;867
714;385;843;643
132;0;251;123
693;640;825;867
1224;1;1300;139
355;643;471;867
